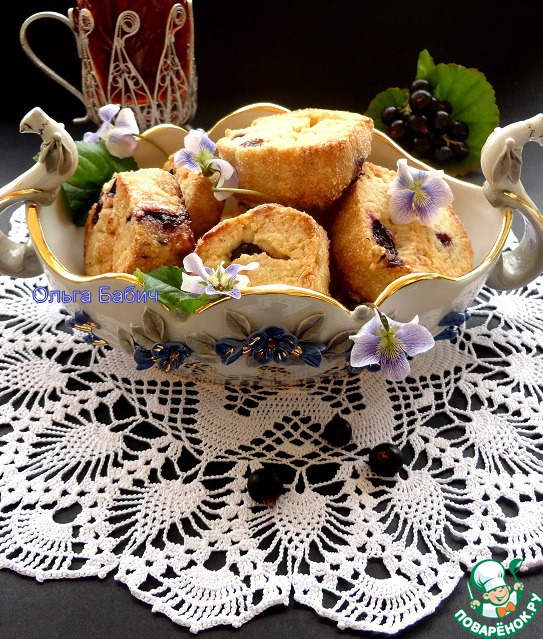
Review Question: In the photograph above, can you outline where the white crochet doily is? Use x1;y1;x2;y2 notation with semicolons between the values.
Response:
1;218;543;633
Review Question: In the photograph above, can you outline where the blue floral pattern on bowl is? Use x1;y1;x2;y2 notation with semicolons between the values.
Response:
215;326;325;368
134;341;192;373
66;309;108;346
434;310;471;342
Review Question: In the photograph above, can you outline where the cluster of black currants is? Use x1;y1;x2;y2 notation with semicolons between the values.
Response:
381;79;470;165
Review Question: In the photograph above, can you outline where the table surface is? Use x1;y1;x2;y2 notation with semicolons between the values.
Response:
1;1;543;638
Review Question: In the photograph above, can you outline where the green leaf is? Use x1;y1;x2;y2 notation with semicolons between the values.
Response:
134;266;215;314
415;49;436;80
61;141;138;226
142;265;185;289
365;87;409;134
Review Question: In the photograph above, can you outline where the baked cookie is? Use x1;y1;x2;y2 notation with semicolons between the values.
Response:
84;168;194;275
195;203;330;293
331;162;473;302
164;155;223;239
216;108;373;210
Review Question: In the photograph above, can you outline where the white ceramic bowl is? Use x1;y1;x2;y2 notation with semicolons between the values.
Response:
2;104;543;385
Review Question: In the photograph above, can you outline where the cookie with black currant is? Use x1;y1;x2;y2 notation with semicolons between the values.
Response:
195;203;330;293
84;168;194;275
330;162;473;302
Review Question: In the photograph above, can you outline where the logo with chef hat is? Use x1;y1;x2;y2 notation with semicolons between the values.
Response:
468;558;524;619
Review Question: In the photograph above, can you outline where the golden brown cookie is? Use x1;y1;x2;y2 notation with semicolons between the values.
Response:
164;155;223;239
216;108;373;210
84;168;194;275
331;162;473;302
195;203;330;294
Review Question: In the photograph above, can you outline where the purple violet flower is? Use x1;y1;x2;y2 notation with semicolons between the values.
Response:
350;310;434;381
387;159;453;225
83;104;119;143
173;129;238;201
181;253;258;299
83;104;139;159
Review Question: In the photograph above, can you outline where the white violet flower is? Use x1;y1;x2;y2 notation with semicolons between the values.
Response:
84;104;139;159
174;129;238;201
181;253;258;299
387;159;453;225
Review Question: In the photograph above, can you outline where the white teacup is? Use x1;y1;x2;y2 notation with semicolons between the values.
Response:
1;104;542;385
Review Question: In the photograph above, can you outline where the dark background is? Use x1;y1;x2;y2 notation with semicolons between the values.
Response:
2;0;543;192
3;0;543;127
1;1;543;638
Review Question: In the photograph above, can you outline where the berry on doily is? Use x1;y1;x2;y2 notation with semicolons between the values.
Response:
368;443;405;477
247;467;284;507
321;414;352;447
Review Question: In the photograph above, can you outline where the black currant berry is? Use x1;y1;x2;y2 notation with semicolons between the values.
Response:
368;443;405;477
433;110;452;131
410;78;431;94
231;242;262;260
449;120;469;141
322;414;352;447
371;219;403;265
409;90;433;112
451;141;470;160
390;119;407;140
247;468;284;506
434;100;453;114
434;145;454;164
427;96;439;111
436;231;452;247
381;106;403;125
413;136;432;156
381;77;470;169
408;114;429;135
403;135;416;150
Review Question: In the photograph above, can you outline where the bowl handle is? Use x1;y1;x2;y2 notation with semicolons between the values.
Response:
481;114;543;290
0;108;78;278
